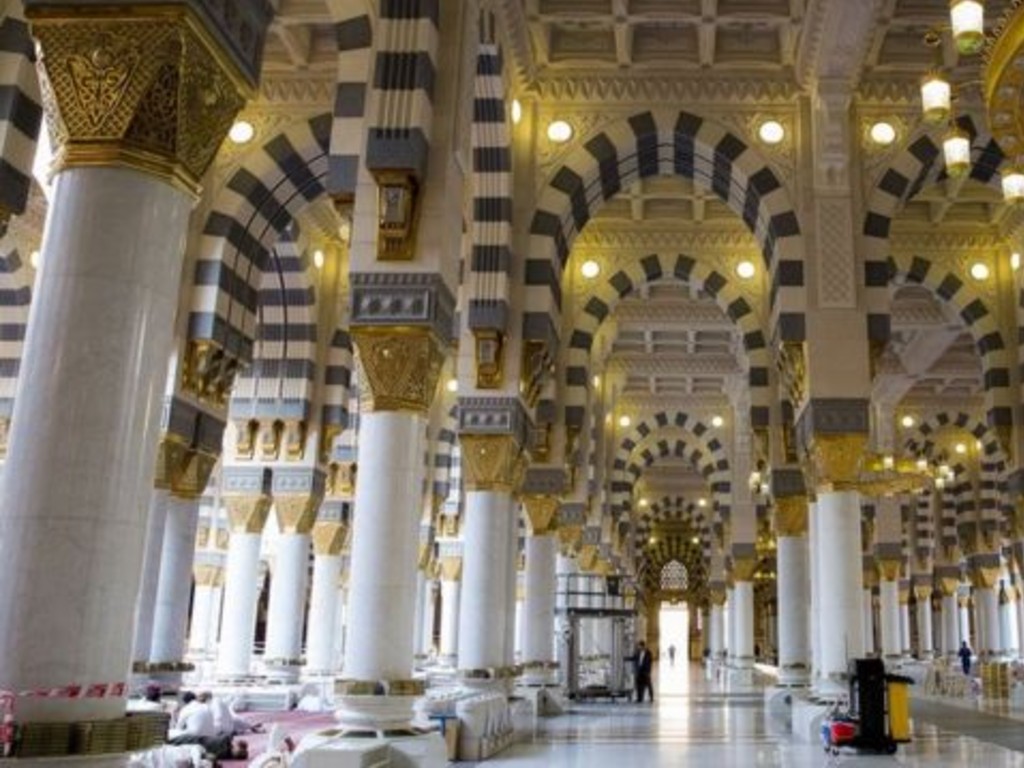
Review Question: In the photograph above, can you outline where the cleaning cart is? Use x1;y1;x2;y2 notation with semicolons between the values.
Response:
821;658;913;756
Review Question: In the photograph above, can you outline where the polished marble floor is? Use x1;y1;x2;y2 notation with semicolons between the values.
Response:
466;662;1024;767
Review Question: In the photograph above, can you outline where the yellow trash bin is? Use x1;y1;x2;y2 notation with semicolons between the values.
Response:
887;678;911;743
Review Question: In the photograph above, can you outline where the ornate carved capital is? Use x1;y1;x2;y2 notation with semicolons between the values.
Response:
578;544;599;572
936;576;960;598
810;433;867;490
352;327;445;414
154;437;217;499
27;7;259;195
312;521;347;556
274;494;320;534
557;524;583;555
913;585;933;602
523;494;559;536
732;556;758;582
439;556;462;582
773;495;808;537
876;557;902;582
459;434;522;493
968;565;1000;590
180;340;238;409
225;493;272;534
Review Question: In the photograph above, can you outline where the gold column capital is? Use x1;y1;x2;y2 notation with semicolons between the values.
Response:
193;564;224;587
225;493;272;534
709;587;726;606
28;8;253;196
181;340;238;410
459;433;522;493
898;588;910;606
154;436;217;500
522;494;559;536
352;327;446;414
969;566;1000;590
773;495;808;537
439;556;462;582
557;524;583;555
877;556;902;582
937;576;960;598
312;521;348;556
810;433;867;490
274;494;320;534
732;555;758;582
914;585;933;602
578;544;599;572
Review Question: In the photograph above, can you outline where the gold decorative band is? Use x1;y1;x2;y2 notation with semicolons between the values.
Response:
351;327;446;414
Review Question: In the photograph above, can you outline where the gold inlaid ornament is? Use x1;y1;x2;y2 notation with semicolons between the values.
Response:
352;327;446;414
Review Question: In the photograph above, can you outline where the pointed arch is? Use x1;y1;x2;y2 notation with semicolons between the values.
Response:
525;109;804;364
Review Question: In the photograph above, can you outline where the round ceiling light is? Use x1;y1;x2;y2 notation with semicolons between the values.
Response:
758;120;785;145
29;250;40;270
618;415;631;428
313;249;325;269
970;262;990;281
446;378;458;393
711;415;724;428
592;374;600;388
736;260;756;280
900;415;915;428
870;121;896;146
1013;252;1022;272
954;442;967;454
581;259;600;279
547;120;573;143
511;99;523;125
228;120;255;145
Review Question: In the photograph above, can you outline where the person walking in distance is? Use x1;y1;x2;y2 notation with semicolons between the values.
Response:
632;641;654;703
668;644;676;667
959;640;973;676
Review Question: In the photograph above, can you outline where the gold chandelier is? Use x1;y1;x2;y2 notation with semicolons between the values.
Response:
916;1;1024;200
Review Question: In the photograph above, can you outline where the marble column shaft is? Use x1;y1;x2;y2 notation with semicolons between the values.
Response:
523;534;557;663
133;490;170;662
776;533;810;683
149;496;201;663
306;549;344;674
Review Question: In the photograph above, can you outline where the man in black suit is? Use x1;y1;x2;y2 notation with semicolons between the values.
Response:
632;641;654;703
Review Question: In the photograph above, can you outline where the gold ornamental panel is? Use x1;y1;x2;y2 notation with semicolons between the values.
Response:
773;495;808;537
578;544;599;573
154;436;217;500
352;327;446;414
937;576;960;598
459;434;522;493
913;585;933;602
193;564;223;587
732;556;758;582
969;565;1001;590
28;8;252;196
557;525;583;555
439;556;462;582
522;494;559;536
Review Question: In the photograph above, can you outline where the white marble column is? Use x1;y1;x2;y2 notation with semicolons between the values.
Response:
504;508;521;667
216;497;270;679
862;589;875;655
188;566;223;656
776;529;810;685
305;522;345;675
439;573;461;666
978;586;1000;658
710;602;725;659
133;490;170;663
149;497;202;665
264;522;312;673
915;589;934;659
420;576;438;658
808;500;821;681
814;491;865;690
960;596;972;650
458;489;514;671
879;579;901;660
1016;593;1024;661
732;581;755;669
941;592;960;658
342;412;426;680
899;594;911;657
523;533;557;665
333;582;348;672
1000;588;1018;659
0;166;194;723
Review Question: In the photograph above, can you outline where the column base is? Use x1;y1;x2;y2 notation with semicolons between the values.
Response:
335;680;426;731
518;661;559;686
777;663;811;687
294;729;447;768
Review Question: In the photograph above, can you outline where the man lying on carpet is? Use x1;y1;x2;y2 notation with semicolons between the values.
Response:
169;691;250;762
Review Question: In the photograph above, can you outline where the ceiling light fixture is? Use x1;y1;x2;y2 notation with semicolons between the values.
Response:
870;121;897;145
1013;252;1022;271
901;415;915;428
758;120;784;145
547;120;573;143
955;442;967;454
313;249;325;270
581;259;600;279
639;498;648;508
943;125;971;178
970;262;990;281
735;260;756;280
228;120;255;145
711;415;724;428
1003;168;1024;204
511;99;523;125
950;0;984;55
446;378;458;393
697;498;707;508
618;415;631;428
29;250;40;270
592;374;600;388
